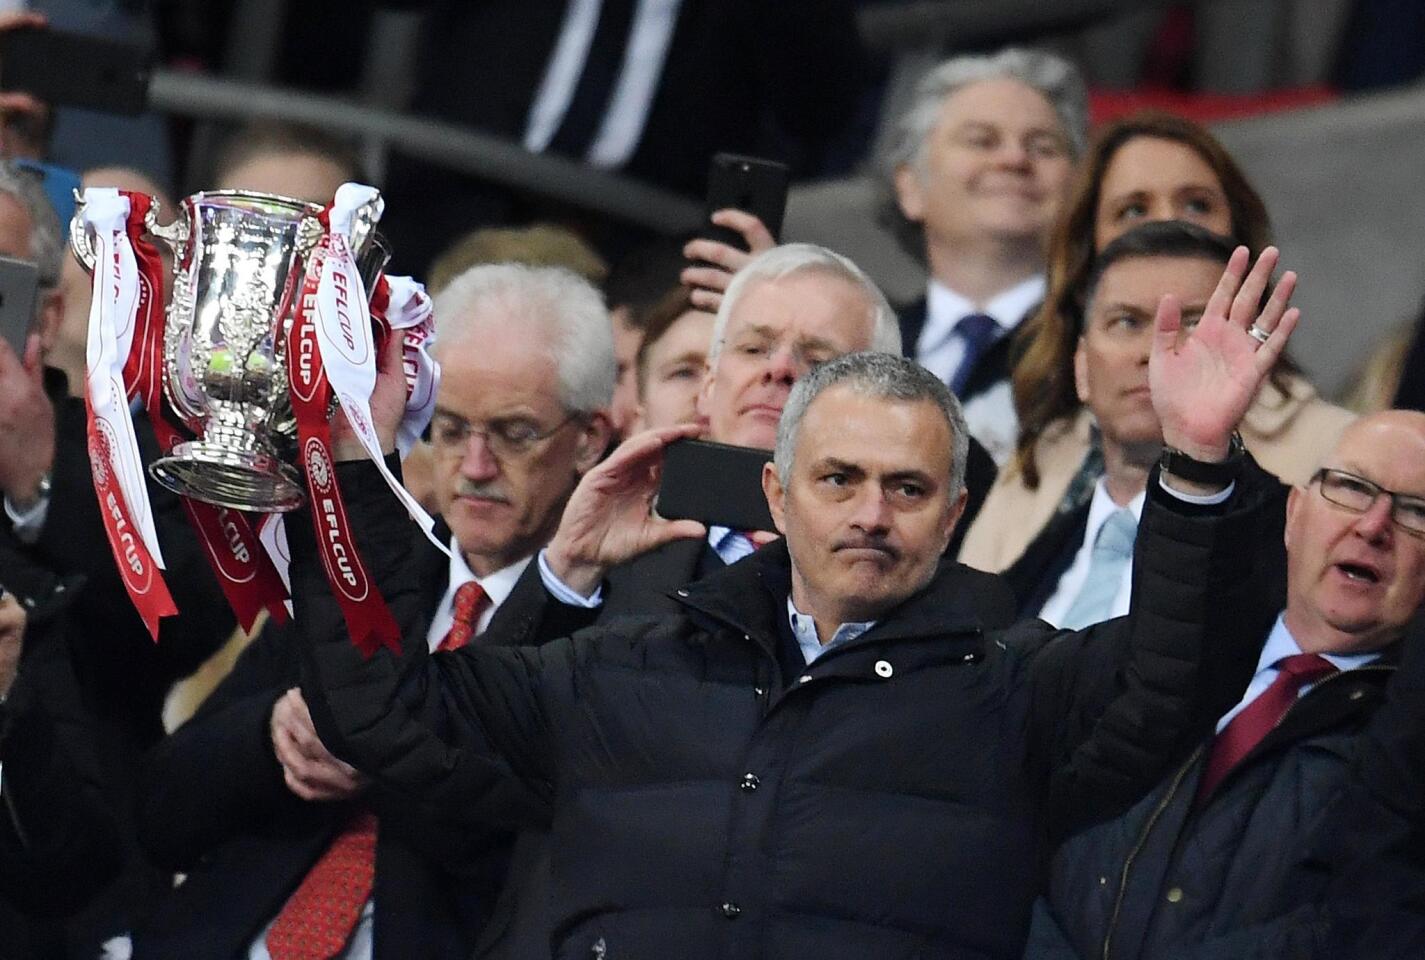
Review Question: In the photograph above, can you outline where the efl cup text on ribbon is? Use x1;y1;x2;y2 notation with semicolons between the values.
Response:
333;264;357;353
106;490;145;579
293;316;321;401
303;437;369;602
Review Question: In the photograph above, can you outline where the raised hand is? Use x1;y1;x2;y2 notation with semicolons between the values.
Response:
544;424;708;597
1149;245;1299;463
330;328;406;462
270;687;369;802
681;210;776;312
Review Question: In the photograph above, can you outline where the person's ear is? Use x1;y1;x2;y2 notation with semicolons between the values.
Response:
34;287;63;356
762;461;787;536
893;164;926;223
1284;484;1302;552
1073;336;1091;404
572;411;614;474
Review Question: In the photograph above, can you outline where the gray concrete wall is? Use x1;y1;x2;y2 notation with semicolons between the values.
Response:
783;83;1425;401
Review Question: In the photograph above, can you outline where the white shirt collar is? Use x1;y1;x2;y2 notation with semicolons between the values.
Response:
426;539;533;651
925;274;1046;340
1084;476;1147;546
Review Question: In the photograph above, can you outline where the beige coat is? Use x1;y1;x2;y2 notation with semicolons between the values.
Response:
958;374;1355;573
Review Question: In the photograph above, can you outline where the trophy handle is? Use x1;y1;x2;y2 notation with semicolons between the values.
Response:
68;190;96;274
69;194;188;274
146;202;189;257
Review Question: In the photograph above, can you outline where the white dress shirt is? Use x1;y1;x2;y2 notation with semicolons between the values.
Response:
1037;480;1146;628
249;544;532;960
523;0;684;167
538;527;757;606
915;275;1045;467
1214;615;1379;734
424;545;533;652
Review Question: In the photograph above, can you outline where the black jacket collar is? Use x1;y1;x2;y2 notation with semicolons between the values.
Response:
671;537;1014;653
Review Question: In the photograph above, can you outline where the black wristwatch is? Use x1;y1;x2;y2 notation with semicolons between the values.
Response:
1159;431;1245;485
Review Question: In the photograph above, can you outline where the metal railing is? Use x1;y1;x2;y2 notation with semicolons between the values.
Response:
147;69;705;236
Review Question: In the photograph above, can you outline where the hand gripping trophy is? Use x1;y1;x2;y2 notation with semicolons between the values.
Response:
70;183;441;653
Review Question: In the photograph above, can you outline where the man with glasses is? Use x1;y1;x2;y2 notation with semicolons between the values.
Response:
1026;409;1425;958
133;263;615;960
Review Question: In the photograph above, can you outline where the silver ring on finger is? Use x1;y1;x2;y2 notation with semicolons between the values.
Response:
1248;323;1271;345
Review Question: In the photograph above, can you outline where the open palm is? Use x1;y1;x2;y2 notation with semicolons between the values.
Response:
545;424;707;595
1149;246;1299;458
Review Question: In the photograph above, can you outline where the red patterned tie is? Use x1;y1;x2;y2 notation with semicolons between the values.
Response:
265;811;378;960
438;580;489;652
1196;653;1337;803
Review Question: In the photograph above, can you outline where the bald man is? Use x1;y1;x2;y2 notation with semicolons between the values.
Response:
1027;410;1425;959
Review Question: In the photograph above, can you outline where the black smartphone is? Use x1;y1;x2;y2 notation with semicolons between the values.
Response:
656;438;776;533
702;152;790;251
0;27;152;115
0;256;38;359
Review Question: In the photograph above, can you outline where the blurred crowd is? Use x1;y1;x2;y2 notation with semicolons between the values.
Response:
2;3;1425;960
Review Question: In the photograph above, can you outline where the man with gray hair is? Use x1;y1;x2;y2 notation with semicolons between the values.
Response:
882;47;1087;464
291;251;1298;956
532;241;904;620
132;263;615;960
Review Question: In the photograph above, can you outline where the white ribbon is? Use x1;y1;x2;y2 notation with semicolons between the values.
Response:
312;184;446;554
81;189;165;569
382;275;440;458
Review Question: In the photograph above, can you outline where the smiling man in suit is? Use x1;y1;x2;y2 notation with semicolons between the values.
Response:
882;48;1087;465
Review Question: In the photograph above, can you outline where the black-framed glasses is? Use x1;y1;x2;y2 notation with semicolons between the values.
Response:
1312;468;1425;536
429;411;580;461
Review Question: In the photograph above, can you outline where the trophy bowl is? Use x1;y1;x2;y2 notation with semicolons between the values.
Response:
71;189;388;513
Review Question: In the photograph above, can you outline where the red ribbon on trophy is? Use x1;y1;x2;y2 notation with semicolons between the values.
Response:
77;184;443;651
80;190;291;638
286;205;402;658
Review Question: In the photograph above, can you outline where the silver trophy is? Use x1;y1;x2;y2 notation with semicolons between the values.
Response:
70;190;390;512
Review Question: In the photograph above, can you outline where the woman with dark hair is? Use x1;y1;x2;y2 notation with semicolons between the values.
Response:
960;112;1352;577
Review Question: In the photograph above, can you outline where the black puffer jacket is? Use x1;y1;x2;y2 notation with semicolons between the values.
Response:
1024;649;1400;960
296;461;1276;960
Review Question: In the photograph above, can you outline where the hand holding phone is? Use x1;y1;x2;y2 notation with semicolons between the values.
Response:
681;153;790;312
655;438;776;533
544;425;708;597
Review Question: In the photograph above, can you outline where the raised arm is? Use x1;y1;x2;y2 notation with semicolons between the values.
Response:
1029;247;1301;834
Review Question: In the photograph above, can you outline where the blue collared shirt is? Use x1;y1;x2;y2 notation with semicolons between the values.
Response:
787;598;874;665
1214;614;1381;733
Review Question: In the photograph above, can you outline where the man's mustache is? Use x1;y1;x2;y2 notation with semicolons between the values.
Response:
455;479;512;503
832;535;898;560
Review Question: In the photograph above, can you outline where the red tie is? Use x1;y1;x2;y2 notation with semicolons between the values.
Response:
439;580;489;652
265;811;378;960
265;582;489;958
1196;653;1337;803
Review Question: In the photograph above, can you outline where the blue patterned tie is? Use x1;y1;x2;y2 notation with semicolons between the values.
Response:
949;313;999;397
1062;508;1137;629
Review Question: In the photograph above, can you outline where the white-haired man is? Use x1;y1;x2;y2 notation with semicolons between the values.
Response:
133;264;614;960
883;47;1087;464
532;242;904;619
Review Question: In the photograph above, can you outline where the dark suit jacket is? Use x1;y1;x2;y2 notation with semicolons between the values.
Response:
377;0;867;271
132;522;573;960
0;369;235;954
0;606;121;960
